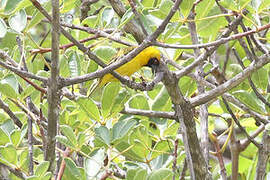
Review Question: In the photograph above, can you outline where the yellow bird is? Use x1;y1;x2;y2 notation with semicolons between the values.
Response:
89;46;161;96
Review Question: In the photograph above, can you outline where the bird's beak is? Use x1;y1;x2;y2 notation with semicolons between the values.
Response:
150;63;159;75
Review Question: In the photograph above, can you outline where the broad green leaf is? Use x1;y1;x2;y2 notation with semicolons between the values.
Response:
101;82;120;118
87;59;98;73
258;0;270;12
0;143;17;165
219;0;238;11
95;126;110;145
180;0;195;17
64;158;81;179
81;16;98;28
151;140;172;160
115;141;144;162
197;8;226;39
152;87;171;111
35;161;50;177
85;148;105;178
10;130;21;147
13;0;32;13
110;90;130;117
101;7;114;27
56;135;76;149
129;95;149;110
60;125;77;148
148;168;173;180
195;0;215;19
151;154;171;170
266;95;270;114
1;74;19;93
0;18;7;38
134;168;147;180
26;2;51;31
251;67;268;90
43;172;52;180
127;168;138;180
112;118;137;142
118;8;134;29
61;0;77;13
150;0;180;21
233;90;264;113
68;51;81;77
18;149;28;171
4;0;21;13
178;76;196;97
0;83;17;98
77;97;100;122
77;132;86;148
8;9;27;32
0;128;9;145
93;46;117;63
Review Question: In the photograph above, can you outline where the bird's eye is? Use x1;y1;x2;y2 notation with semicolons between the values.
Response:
146;57;159;67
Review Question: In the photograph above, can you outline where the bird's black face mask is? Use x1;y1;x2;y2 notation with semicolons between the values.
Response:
145;57;160;75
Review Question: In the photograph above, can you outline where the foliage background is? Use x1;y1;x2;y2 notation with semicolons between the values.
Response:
0;0;270;179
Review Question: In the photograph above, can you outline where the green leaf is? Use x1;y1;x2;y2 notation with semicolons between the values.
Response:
251;67;268;90
85;148;105;178
35;161;50;177
0;74;19;98
101;7;114;27
258;0;270;12
233;90;264;113
151;140;172;160
95;126;110;145
101;82;120;118
56;135;76;149
195;0;215;19
10;130;21;147
64;158;81;179
115;141;144;162
77;132;87;148
150;0;180;21
178;76;196;97
4;0;21;14
151;154;171;170
68;51;81;77
127;168;138;180
197;8;226;39
77;97;100;122
81;16;98;28
129;95;149;110
266;95;270;114
110;90;130;117
134;168;148;180
112;118;137;142
60;125;77;148
148;168;173;180
43;172;52;180
93;46;117;63
0;143;17;165
219;0;238;11
0;18;7;38
118;8;134;29
13;0;32;13
26;2;51;31
0;128;9;145
8;9;27;32
152;87;171;111
180;0;195;17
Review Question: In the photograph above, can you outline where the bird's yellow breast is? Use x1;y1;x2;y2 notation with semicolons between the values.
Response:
98;47;160;87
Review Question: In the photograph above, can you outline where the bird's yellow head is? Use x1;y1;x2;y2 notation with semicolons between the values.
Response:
140;47;161;74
